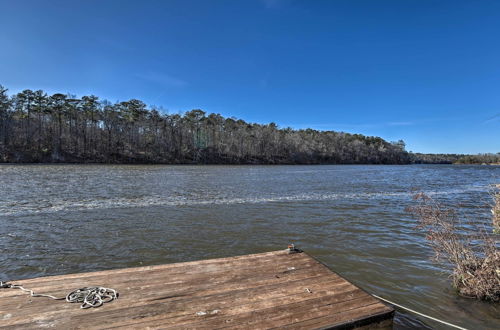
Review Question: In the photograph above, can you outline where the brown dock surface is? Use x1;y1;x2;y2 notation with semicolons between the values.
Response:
0;250;393;329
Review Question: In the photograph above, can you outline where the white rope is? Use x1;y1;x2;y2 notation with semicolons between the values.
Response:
1;281;118;309
2;282;64;300
372;294;468;330
66;286;118;309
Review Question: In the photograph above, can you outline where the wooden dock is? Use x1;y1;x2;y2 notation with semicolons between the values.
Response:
0;250;393;329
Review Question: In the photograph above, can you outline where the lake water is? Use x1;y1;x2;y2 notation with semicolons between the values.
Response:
1;164;499;329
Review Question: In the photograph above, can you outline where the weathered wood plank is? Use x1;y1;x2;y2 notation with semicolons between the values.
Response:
0;254;322;314
0;250;393;329
2;251;298;295
13;251;284;285
2;266;333;326
0;252;310;299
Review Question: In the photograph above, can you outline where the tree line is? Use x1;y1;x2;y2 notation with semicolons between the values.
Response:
454;153;500;165
409;152;500;165
0;85;492;165
410;153;465;164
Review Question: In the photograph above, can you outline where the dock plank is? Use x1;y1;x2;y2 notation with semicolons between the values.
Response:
0;250;393;329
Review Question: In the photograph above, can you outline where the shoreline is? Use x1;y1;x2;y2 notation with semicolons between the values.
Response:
2;161;499;166
0;161;452;166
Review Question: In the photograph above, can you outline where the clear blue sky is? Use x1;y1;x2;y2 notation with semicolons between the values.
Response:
1;0;499;154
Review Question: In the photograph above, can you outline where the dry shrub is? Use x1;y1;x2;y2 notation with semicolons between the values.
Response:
407;192;500;302
493;184;500;234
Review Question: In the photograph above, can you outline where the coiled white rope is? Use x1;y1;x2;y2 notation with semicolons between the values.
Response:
66;287;118;309
1;281;118;309
372;294;468;330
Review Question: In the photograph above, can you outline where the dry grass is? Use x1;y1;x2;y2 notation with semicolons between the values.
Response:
493;184;500;234
407;192;500;302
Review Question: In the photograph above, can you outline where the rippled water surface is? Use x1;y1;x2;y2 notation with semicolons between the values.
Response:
1;164;499;329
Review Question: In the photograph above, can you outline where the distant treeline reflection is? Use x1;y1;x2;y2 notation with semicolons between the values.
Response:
0;85;498;164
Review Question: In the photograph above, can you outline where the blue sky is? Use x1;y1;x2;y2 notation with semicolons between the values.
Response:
1;0;499;154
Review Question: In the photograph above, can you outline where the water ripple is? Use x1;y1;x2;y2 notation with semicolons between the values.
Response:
0;184;488;217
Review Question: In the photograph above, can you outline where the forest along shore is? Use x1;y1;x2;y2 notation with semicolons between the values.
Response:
1;85;499;165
